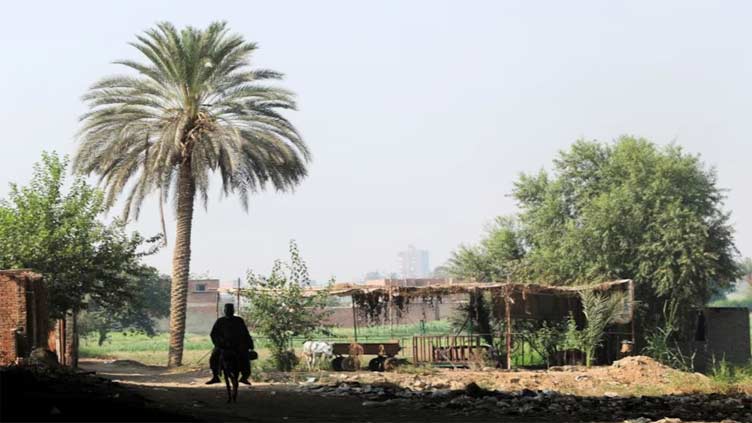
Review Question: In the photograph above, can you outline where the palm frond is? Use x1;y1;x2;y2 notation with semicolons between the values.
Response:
75;21;309;217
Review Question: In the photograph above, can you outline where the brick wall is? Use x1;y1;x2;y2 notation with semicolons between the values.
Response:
0;270;45;365
0;274;22;364
187;279;220;306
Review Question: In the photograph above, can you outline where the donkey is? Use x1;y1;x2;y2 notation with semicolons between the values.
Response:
219;349;240;403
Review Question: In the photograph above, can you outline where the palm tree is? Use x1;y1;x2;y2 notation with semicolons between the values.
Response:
75;22;310;367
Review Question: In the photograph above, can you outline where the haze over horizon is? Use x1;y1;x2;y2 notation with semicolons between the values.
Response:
2;1;751;283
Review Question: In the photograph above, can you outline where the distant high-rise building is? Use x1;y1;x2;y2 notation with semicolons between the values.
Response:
398;245;430;278
364;271;384;282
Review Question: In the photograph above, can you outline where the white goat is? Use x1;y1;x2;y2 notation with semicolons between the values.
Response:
302;341;333;371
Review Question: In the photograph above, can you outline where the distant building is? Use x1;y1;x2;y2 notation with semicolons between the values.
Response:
188;279;219;305
154;278;244;334
398;245;430;278
184;279;221;333
362;277;448;288
364;271;384;282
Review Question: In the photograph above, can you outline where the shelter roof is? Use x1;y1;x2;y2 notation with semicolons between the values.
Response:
321;279;633;298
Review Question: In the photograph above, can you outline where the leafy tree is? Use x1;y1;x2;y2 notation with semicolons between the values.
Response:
75;22;310;367
448;217;525;283
79;267;170;345
430;265;451;278
447;217;525;342
709;257;752;309
241;241;331;371
741;257;752;279
512;137;740;333
0;152;160;318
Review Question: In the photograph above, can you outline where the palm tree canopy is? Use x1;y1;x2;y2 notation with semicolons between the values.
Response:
75;21;310;219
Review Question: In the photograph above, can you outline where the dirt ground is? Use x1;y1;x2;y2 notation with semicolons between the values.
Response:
78;359;524;422
74;357;748;422
317;355;723;397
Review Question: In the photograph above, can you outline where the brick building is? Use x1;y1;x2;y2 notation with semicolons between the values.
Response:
186;279;220;333
0;270;47;365
155;279;224;334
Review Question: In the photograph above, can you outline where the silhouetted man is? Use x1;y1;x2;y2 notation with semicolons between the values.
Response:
206;303;254;385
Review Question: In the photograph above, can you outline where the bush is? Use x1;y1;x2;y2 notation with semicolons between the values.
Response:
273;350;299;372
643;300;695;371
241;241;331;371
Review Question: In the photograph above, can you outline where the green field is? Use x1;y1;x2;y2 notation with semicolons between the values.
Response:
80;320;543;368
80;321;454;366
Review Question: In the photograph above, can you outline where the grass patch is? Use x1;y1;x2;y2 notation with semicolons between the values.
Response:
331;320;452;338
80;320;543;369
708;359;752;394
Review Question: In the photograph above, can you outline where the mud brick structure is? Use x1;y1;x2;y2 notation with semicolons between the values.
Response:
0;270;47;364
692;307;751;372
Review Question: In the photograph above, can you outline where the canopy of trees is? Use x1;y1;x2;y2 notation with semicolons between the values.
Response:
79;267;170;345
449;136;741;335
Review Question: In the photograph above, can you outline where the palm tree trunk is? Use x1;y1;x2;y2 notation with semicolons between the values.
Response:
167;160;195;368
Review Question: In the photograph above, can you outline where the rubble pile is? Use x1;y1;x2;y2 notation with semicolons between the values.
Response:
297;379;750;422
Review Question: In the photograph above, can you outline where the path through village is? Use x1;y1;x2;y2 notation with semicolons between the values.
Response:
78;358;750;422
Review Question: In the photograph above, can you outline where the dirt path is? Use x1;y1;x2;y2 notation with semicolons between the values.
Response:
78;359;749;422
79;359;532;422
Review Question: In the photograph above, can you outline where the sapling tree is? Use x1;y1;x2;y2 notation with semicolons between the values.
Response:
241;241;331;371
578;290;627;366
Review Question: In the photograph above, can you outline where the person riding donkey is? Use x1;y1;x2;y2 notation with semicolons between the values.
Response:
206;303;255;386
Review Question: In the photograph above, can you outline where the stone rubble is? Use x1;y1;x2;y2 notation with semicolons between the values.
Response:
296;379;751;422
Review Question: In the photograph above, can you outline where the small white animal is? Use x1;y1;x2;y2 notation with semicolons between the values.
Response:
302;341;333;371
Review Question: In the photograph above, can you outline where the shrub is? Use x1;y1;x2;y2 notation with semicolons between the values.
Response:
643;300;695;371
241;241;331;371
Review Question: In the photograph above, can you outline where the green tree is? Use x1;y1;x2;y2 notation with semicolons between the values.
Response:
241;241;331;371
448;217;525;282
0;152;161;366
430;265;451;278
513;137;740;333
709;257;752;308
0;152;160;319
447;217;525;341
79;267;170;345
75;22;310;367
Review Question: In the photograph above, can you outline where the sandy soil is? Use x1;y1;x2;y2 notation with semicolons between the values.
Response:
316;356;718;397
79;359;525;422
75;357;745;422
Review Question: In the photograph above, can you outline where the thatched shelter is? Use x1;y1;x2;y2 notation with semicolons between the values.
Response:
309;279;635;368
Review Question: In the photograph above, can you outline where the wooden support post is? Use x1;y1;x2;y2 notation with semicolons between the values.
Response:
351;295;358;342
389;287;393;338
236;278;241;311
629;280;636;351
505;286;512;370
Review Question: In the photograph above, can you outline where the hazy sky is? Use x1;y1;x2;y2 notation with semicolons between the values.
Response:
1;1;750;284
